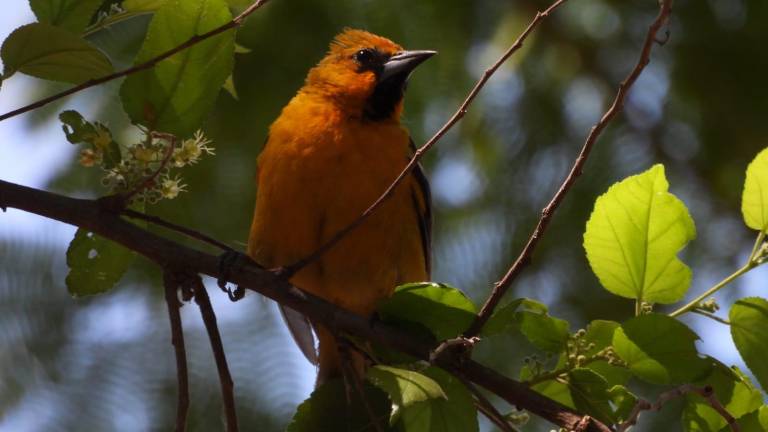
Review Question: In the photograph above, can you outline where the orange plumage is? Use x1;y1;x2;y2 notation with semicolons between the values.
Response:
247;29;434;384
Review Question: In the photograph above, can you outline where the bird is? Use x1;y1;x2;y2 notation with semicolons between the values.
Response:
247;29;434;386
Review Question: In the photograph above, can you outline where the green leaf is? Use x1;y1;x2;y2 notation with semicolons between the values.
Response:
1;23;113;84
378;283;476;340
608;385;637;424
481;297;568;351
580;320;631;386
584;164;696;304
59;110;122;169
120;0;235;136
482;297;547;336
517;310;570;353
532;377;574;408
612;314;710;385
123;0;168;12
66;229;136;297
742;148;768;232
683;362;763;432
30;0;103;32
366;365;446;423
568;368;615;425
719;406;768;432
222;74;238;99
730;297;768;391
287;378;393;432
397;368;478;432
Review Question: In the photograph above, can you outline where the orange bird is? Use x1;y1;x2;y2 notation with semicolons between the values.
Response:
247;29;434;385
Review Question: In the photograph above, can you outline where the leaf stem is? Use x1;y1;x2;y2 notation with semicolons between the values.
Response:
669;262;753;318
690;309;731;326
749;230;765;262
670;230;767;318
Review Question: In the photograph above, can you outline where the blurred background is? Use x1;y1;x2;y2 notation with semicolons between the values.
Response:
1;0;766;430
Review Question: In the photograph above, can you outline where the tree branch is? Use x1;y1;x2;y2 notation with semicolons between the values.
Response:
163;271;189;432
0;0;272;123
192;276;239;432
618;384;738;432
465;0;675;337
284;0;571;276
0;178;611;432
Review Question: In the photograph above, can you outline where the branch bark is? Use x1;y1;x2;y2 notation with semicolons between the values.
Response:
465;0;675;337
192;276;239;432
163;271;189;432
0;178;611;432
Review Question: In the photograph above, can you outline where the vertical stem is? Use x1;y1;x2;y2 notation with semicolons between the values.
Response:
193;278;239;432
163;272;189;432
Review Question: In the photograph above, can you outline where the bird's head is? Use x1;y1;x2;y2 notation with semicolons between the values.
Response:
304;29;436;121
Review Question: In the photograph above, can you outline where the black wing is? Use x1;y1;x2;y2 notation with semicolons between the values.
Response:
409;138;432;276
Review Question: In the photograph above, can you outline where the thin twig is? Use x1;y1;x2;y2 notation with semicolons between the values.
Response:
618;384;738;432
192;277;239;432
0;0;271;123
465;0;674;337
122;134;176;203
690;309;731;325
338;344;385;432
163;271;189;432
283;0;571;276
122;209;233;251
454;373;518;432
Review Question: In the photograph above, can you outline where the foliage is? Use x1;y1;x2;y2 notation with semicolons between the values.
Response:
2;0;768;431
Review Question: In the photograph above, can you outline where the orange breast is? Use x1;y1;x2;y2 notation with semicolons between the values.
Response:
247;92;427;316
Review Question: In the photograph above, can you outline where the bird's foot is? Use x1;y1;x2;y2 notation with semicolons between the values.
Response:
217;250;249;301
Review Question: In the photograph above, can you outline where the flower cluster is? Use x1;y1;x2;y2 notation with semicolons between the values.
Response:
60;110;214;204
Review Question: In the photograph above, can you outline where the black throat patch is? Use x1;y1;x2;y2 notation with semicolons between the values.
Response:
364;73;408;121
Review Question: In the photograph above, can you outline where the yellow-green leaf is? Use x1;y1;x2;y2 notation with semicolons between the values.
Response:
584;164;696;304
742;148;768;232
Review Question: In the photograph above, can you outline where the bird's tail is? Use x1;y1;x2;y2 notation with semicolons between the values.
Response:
315;325;368;387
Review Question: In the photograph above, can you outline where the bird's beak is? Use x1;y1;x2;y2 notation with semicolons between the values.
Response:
380;50;437;81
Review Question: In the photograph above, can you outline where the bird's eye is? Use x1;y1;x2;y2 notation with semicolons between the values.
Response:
353;48;375;65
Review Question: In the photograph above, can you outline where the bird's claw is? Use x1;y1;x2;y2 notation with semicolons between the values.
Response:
217;250;248;302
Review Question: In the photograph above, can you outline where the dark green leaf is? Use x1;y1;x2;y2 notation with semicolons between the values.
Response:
378;283;476;340
1;23;113;83
612;314;710;384
287;378;393;432
398;368;478;432
568;368;615;425
517;310;570;352
66;229;136;297
366;365;445;423
730;297;768;391
482;298;546;336
120;0;234;136
30;0;103;32
481;297;568;352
